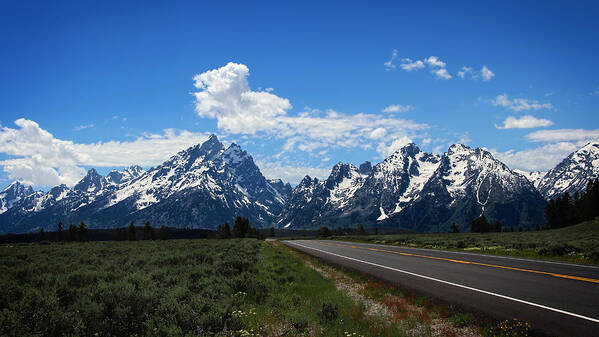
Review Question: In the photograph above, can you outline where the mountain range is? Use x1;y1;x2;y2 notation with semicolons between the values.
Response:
0;136;597;234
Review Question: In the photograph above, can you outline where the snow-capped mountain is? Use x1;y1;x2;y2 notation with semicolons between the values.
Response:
536;142;599;200
279;143;546;231
0;182;34;214
1;138;597;234
0;135;288;234
514;169;546;189
107;165;145;185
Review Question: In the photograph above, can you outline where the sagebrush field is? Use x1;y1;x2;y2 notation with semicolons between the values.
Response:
334;219;599;265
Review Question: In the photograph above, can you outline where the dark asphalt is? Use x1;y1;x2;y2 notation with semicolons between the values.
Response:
284;240;599;337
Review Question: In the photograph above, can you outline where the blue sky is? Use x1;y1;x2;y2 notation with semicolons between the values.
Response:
1;0;598;188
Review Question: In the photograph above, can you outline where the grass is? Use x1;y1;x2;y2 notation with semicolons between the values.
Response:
0;239;263;336
330;218;599;265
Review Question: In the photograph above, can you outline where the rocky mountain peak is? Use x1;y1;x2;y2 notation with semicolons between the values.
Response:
537;142;599;200
359;161;372;175
73;168;107;193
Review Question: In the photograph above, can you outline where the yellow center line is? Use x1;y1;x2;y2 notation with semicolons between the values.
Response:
318;241;599;284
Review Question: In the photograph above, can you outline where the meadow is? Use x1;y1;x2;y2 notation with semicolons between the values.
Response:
1;236;539;337
333;218;599;265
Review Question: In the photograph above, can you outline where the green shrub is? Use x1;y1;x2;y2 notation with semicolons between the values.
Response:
318;301;339;322
450;313;475;327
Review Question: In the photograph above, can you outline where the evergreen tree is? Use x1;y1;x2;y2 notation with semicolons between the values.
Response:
159;225;169;240
39;227;45;241
57;221;63;242
450;223;459;233
374;228;379;235
535;223;541;231
317;226;331;237
470;215;490;233
68;224;76;242
491;220;502;232
358;224;366;235
269;226;275;237
143;221;153;240
78;222;88;241
223;223;231;239
128;222;136;241
233;216;250;238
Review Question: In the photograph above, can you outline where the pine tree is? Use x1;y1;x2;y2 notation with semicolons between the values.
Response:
358;224;366;235
491;220;502;232
317;226;331;237
233;216;250;238
128;222;136;241
39;227;45;241
159;225;169;240
223;223;231;239
470;215;490;233
68;224;76;242
269;227;275;237
78;222;88;241
450;223;459;233
57;221;63;242
143;221;153;240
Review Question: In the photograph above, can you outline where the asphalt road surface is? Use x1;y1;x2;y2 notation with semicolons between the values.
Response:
284;240;599;337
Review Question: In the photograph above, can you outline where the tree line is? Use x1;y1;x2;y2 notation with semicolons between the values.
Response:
215;216;265;240
545;178;599;229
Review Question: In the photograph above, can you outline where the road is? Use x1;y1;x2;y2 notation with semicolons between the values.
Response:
284;240;599;337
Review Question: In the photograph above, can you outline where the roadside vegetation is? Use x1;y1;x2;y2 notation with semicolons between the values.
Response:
1;232;535;337
328;218;599;265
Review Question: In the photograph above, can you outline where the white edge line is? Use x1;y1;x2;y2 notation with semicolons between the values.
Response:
326;240;599;270
287;241;599;324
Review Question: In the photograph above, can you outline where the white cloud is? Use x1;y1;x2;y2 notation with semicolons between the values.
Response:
400;59;425;71
376;136;413;157
434;68;452;80
492;94;553;112
369;128;387;139
525;128;599;142
0;119;210;187
458;66;472;79
74;124;94;131
384;49;398;70
256;160;331;185
492;142;581;171
495;115;554;129
381;104;413;113
192;62;428;154
425;56;446;68
481;66;495;81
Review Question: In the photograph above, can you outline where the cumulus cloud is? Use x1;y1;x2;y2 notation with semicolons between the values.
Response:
381;104;413;113
495;115;554;129
481;66;495;81
0;119;210;187
458;66;473;79
525;128;599;142
400;58;425;71
369;128;387;139
256;160;331;185
457;65;494;81
384;49;398;70
434;68;452;80
492;142;582;172
492;94;553;112
376;136;413;157
425;56;446;68
192;62;428;154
